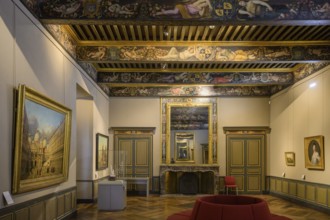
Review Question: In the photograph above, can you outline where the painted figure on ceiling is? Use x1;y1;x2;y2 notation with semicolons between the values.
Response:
263;48;291;60
154;0;213;18
237;0;297;20
237;0;273;17
157;47;197;60
53;1;81;17
120;47;146;60
215;48;256;61
87;47;107;60
102;0;138;18
311;2;330;19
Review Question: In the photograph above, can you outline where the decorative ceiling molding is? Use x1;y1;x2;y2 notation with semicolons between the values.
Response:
20;0;330;97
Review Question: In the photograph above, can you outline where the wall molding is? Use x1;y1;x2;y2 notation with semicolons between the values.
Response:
223;126;271;134
268;176;330;215
0;187;76;220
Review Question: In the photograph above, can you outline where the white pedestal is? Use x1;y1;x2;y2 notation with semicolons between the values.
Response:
98;180;127;211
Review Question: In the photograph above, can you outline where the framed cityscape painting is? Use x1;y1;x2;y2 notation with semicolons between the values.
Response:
12;84;72;194
304;135;324;170
96;133;109;170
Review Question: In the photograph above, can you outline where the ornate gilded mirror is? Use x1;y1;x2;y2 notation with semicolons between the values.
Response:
161;98;217;164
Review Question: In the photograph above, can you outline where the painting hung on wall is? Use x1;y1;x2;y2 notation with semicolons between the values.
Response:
304;135;324;170
285;152;295;166
96;133;109;170
12;84;72;194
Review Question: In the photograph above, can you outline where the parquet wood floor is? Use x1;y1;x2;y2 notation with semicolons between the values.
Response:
71;194;330;220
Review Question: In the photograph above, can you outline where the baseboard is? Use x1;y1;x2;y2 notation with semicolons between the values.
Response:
77;199;96;203
60;210;77;220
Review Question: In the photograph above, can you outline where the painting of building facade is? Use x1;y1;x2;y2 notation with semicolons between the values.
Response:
12;85;71;194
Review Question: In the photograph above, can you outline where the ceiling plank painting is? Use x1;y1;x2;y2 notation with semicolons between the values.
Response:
20;0;330;97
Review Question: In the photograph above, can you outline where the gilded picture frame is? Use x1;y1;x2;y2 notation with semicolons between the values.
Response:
96;133;109;170
12;84;72;194
285;152;295;166
304;135;324;170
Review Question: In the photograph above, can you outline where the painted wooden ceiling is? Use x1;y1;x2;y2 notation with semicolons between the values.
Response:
21;0;330;97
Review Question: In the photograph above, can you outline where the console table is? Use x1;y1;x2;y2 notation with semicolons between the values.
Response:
117;177;149;196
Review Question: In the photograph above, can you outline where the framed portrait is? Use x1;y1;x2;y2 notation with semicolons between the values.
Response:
12;85;71;194
285;152;295;166
304;135;324;170
96;133;109;170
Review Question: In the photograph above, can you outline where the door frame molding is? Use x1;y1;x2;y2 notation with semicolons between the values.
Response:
109;127;156;135
223;126;271;135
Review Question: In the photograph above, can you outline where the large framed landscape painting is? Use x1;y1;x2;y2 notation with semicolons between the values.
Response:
304;135;324;170
96;133;109;170
12;84;72;194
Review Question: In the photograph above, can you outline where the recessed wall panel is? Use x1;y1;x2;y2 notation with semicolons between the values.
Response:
45;197;57;220
14;208;28;220
316;187;327;206
29;202;44;220
0;214;13;220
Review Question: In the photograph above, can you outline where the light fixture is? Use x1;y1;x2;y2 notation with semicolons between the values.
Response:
309;82;316;88
163;26;169;36
162;63;167;70
209;25;215;29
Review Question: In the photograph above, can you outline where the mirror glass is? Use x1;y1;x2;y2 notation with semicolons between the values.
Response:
175;132;195;162
168;104;212;164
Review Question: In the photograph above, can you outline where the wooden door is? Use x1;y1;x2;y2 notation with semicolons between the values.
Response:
227;135;265;194
114;134;153;190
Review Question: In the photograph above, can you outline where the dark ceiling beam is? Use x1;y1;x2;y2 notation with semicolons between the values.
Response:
24;0;330;26
95;67;294;73
102;85;286;97
76;41;330;47
40;19;330;26
76;45;330;62
97;72;293;85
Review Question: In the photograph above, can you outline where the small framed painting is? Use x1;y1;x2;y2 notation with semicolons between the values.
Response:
285;152;295;166
96;133;109;170
304;135;324;170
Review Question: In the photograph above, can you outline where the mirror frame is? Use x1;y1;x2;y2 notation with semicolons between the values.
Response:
162;98;216;164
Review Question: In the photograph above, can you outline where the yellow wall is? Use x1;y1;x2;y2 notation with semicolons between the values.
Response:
0;0;110;207
270;66;330;184
108;97;270;176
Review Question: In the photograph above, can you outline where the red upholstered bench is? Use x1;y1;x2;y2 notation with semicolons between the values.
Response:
167;195;291;220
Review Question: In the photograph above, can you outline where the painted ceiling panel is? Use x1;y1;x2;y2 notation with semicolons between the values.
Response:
20;0;330;96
